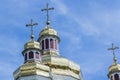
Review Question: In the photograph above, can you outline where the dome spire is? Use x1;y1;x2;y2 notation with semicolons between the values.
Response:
41;3;54;27
26;19;38;41
108;43;119;65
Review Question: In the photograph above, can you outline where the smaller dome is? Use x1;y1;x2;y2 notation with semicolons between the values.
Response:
40;26;58;36
24;40;40;50
109;63;120;73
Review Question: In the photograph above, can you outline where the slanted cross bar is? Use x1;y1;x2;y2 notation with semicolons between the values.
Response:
41;3;54;22
26;19;38;36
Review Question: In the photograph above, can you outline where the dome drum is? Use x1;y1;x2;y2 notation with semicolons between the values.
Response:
38;36;59;52
22;48;42;56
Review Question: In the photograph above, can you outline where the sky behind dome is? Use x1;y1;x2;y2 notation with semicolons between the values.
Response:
0;0;120;80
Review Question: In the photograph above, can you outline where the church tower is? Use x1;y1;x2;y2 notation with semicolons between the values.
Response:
37;3;83;80
13;3;83;80
13;19;51;80
108;44;120;80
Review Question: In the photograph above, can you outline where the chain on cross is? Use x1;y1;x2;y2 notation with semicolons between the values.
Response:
41;3;54;25
108;43;119;64
26;19;38;40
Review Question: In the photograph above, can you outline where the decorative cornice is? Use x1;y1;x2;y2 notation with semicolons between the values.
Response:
42;49;59;56
14;59;81;80
37;35;60;43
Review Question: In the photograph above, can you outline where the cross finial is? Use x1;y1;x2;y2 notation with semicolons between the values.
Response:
108;43;119;65
26;19;38;41
41;3;54;26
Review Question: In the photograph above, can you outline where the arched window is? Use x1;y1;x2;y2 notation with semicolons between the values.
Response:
29;51;34;59
42;40;44;50
50;39;54;49
114;74;119;80
35;52;39;59
55;40;58;50
25;53;27;61
40;42;42;48
111;76;113;80
45;39;49;49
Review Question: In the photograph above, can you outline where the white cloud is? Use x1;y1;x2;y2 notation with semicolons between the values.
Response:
73;16;100;36
63;4;120;50
59;31;82;56
50;0;120;43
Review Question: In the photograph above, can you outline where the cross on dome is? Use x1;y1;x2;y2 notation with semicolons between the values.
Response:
41;3;54;25
108;43;119;64
26;19;38;41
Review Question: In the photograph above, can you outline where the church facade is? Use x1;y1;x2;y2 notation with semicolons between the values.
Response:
13;3;83;80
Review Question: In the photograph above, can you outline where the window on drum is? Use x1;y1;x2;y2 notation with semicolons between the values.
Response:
55;40;58;50
29;51;34;59
25;53;27;61
114;74;119;80
45;39;49;49
42;40;44;50
50;39;54;49
35;52;39;59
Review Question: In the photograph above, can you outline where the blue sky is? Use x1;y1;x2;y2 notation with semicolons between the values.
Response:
0;0;120;80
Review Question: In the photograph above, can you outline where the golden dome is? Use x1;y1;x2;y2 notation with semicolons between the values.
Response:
40;26;58;36
24;40;40;49
38;23;60;42
24;35;40;50
109;63;120;73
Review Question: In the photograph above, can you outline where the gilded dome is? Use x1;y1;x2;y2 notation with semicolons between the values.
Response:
109;63;120;73
42;55;80;74
24;40;40;49
24;35;40;50
40;26;58;36
38;24;60;42
40;21;58;36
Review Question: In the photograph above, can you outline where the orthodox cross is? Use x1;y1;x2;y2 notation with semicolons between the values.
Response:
41;3;54;24
108;43;119;64
26;19;38;39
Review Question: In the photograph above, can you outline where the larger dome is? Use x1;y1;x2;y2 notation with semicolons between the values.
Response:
38;22;60;42
109;63;120;73
40;27;58;36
